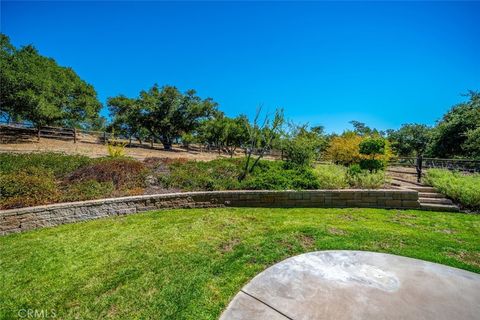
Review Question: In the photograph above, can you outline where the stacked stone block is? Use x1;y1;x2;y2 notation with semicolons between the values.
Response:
0;189;419;235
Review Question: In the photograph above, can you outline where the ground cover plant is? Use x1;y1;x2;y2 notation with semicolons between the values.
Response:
424;169;480;210
0;207;479;319
0;153;147;209
0;153;390;209
159;158;388;191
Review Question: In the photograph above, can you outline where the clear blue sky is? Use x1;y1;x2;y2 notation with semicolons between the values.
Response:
1;1;479;133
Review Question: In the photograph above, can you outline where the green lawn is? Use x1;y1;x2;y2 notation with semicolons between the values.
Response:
1;208;479;319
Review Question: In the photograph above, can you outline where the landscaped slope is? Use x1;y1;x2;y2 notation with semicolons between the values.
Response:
1;208;479;319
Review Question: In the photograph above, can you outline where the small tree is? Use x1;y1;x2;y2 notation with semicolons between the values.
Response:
180;132;196;151
108;96;146;145
240;107;284;180
223;116;249;157
283;124;326;166
324;131;364;165
359;137;386;171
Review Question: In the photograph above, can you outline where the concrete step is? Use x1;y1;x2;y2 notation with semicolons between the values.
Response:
389;177;423;186
408;186;436;193
420;203;459;212
419;197;453;205
390;180;420;189
418;192;445;199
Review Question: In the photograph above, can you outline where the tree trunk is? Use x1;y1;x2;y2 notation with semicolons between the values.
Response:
162;137;173;150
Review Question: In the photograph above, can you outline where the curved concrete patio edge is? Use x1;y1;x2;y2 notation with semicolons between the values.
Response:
0;189;419;235
220;250;480;320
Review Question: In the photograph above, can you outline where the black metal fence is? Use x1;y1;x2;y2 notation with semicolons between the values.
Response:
389;156;480;182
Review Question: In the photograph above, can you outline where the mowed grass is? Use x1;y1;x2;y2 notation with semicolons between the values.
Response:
1;208;479;319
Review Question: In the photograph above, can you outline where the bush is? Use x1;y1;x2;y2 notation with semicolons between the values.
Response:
347;170;386;189
0;167;59;209
313;165;348;189
243;162;321;190
424;169;480;210
283;132;322;167
65;158;147;190
159;158;242;191
0;152;92;177
359;137;387;171
159;158;387;192
359;159;385;171
61;180;115;202
159;158;323;191
105;129;128;158
359;137;385;155
324;131;364;165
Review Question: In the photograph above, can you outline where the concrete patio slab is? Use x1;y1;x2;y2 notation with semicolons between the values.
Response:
220;251;480;320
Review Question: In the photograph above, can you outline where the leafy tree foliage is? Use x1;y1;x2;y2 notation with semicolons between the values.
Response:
359;137;387;171
463;127;480;159
107;96;148;144
109;85;217;149
349;120;384;137
324;131;364;165
282;124;328;166
428;91;480;158
388;124;432;156
0;34;101;130
197;113;249;156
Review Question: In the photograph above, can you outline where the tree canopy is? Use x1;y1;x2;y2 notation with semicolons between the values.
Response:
388;124;432;157
108;85;218;149
428;91;480;158
0;33;101;129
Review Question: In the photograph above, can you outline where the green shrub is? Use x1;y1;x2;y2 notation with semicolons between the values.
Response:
242;162;321;190
0;167;59;209
65;158;147;190
359;159;384;171
347;170;386;189
0;152;92;177
313;164;348;189
359;137;385;155
424;169;480;210
359;137;387;171
159;158;242;191
61;180;115;202
160;158;323;191
283;134;320;167
347;163;362;176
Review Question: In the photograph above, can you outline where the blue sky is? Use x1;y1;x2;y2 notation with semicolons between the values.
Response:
1;1;479;133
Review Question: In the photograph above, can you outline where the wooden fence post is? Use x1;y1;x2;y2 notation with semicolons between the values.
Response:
73;128;77;143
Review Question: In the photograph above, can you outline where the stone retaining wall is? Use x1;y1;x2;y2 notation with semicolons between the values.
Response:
0;189;419;235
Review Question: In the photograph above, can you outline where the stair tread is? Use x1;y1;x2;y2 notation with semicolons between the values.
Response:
418;192;444;198
419;198;453;204
409;186;436;191
420;203;459;212
390;177;423;186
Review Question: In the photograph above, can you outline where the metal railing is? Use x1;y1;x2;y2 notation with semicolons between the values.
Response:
389;156;480;182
